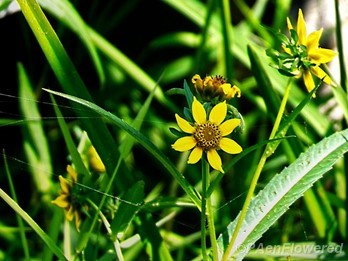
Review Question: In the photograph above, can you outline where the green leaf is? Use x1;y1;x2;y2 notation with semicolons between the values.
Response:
217;128;348;260
247;45;281;119
38;0;105;85
183;79;194;110
136;213;173;261
110;181;144;238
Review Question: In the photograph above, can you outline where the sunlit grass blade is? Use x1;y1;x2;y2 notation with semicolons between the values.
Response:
38;0;105;85
0;188;67;260
50;94;89;176
44;88;201;209
3;152;30;260
16;0;121;175
247;45;281;119
334;0;347;92
86;27;177;112
218;0;233;80
18;63;53;195
218;128;348;260
119;82;158;158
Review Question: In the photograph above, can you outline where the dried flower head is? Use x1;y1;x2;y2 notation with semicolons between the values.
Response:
192;74;241;101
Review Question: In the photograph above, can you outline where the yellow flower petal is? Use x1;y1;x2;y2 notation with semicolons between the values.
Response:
310;66;331;85
219;119;240;136
297;9;307;45
309;48;337;64
75;210;81;231
221;84;241;99
188;146;203;164
209;100;226;125
58;175;70;194
51;195;70;208
192;97;206;124
220;137;243;154
175;114;195;134
172;136;197;152
192;74;203;90
303;70;316;94
65;206;74;221
207;149;224;173
67;165;77;182
306;29;322;53
286;17;293;31
88;146;106;173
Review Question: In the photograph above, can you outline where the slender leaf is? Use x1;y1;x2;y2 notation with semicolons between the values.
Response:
18;63;52;194
0;189;67;260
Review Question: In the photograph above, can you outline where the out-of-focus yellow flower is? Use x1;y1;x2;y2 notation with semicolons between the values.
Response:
172;97;242;173
284;9;336;95
192;74;241;101
51;165;82;231
88;146;106;173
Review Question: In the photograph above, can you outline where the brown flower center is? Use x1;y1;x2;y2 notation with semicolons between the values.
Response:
194;121;221;151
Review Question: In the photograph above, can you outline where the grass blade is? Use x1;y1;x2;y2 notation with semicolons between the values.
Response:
0;188;67;260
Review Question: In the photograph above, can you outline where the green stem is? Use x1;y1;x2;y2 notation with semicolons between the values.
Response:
222;79;292;260
87;199;124;261
207;194;218;260
201;158;208;261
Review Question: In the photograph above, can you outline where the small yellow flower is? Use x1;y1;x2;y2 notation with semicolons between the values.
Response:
88;146;106;173
286;9;336;94
192;74;241;101
51;165;82;231
172;97;242;173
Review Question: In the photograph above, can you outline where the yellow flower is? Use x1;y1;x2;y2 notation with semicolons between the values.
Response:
172;97;242;173
51;165;82;231
192;74;241;101
286;9;336;94
88;146;106;173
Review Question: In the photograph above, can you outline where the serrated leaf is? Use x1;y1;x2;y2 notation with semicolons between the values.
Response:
218;128;348;260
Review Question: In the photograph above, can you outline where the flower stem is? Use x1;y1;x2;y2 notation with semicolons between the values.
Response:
207;193;218;260
222;79;292;260
201;158;208;261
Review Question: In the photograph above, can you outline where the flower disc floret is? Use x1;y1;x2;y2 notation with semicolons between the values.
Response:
172;97;242;173
194;121;222;151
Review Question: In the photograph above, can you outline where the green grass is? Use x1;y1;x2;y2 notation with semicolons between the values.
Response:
0;0;347;260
